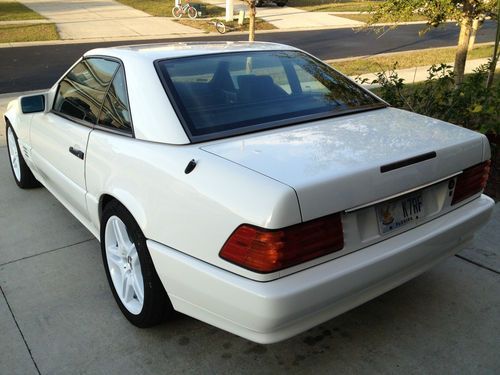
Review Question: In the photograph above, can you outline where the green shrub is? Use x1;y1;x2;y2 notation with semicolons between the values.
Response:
361;63;500;136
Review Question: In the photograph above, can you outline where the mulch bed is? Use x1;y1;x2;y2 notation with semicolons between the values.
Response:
484;134;499;201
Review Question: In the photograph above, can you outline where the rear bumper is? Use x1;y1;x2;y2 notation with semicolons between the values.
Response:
148;195;494;344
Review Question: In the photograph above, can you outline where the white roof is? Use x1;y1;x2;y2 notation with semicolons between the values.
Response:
85;41;298;61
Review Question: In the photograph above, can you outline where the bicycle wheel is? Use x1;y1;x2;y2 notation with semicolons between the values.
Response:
172;6;183;18
187;6;198;19
215;20;226;34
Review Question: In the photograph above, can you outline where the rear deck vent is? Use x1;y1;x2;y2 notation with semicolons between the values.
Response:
380;152;437;173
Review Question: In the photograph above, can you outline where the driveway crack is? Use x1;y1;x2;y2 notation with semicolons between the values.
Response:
455;254;500;275
0;237;95;267
0;286;41;375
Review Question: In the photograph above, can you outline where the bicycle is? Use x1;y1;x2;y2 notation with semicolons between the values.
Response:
172;0;198;19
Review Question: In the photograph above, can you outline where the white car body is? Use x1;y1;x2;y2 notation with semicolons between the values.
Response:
4;42;494;343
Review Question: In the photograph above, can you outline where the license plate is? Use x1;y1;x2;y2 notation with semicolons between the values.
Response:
376;193;424;234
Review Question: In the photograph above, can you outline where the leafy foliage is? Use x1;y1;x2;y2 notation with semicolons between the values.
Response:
361;63;500;135
367;0;497;27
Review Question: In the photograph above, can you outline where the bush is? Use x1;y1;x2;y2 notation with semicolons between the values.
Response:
361;63;500;136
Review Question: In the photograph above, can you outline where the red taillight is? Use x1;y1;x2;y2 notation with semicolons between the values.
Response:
219;213;344;273
452;160;491;205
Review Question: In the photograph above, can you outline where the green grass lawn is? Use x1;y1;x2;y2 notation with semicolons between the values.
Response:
0;23;59;43
330;45;495;76
288;0;381;12
116;0;225;18
0;1;44;21
338;13;428;23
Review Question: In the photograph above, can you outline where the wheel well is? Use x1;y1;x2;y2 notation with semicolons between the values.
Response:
99;194;117;221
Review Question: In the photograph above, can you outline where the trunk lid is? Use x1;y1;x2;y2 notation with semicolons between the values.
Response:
201;108;485;221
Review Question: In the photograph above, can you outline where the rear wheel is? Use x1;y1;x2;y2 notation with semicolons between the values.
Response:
215;20;226;34
172;6;183;18
187;6;198;19
101;200;172;327
6;122;40;189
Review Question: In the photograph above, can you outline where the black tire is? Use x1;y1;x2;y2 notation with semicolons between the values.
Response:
5;121;40;189
100;200;173;327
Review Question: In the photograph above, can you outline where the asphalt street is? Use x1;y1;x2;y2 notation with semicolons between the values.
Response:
0;22;497;93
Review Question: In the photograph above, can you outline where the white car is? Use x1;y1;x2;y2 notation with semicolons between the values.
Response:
4;42;494;344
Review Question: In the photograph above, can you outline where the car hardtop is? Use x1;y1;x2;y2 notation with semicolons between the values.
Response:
84;41;300;62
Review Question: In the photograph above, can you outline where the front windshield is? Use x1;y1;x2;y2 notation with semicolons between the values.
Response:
156;50;383;141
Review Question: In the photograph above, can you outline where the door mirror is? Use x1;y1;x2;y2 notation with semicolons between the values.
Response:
21;94;45;114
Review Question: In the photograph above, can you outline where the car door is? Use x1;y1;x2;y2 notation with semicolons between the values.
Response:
30;57;120;219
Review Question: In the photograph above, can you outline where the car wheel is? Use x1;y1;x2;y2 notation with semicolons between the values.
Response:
101;200;173;327
6;122;40;189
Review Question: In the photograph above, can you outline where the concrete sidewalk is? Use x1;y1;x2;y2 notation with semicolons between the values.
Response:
202;0;364;29
17;0;200;39
0;143;498;374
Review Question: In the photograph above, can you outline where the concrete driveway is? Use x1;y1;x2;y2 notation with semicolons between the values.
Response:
0;140;499;373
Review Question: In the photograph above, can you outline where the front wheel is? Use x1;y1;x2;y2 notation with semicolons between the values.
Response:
6;122;40;189
101;201;172;327
215;20;226;34
172;6;183;18
187;6;198;19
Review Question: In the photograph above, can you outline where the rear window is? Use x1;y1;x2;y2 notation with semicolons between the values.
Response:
156;50;383;141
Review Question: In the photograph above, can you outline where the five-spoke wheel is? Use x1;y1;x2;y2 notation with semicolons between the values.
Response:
5;122;40;188
101;200;172;327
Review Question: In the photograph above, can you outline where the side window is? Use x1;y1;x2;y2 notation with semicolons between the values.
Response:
53;58;118;123
98;66;132;132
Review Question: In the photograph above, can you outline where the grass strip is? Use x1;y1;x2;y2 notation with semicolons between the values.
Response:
0;1;44;21
339;13;428;23
116;0;225;18
330;45;495;76
0;23;59;43
287;0;381;12
176;17;276;33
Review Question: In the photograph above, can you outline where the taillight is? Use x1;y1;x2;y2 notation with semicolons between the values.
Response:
219;213;344;273
452;160;491;205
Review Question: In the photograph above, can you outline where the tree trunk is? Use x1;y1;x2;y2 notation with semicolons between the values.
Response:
248;1;256;42
486;0;500;90
454;16;473;87
468;18;480;51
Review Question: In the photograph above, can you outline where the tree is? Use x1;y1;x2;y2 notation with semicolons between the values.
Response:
367;0;497;86
245;0;257;42
486;0;500;89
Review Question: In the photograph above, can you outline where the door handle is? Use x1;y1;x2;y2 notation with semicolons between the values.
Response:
69;146;84;160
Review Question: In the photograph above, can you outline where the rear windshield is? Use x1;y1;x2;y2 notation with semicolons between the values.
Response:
156;50;383;141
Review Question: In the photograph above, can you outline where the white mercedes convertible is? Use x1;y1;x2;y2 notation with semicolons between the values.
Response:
4;42;494;343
